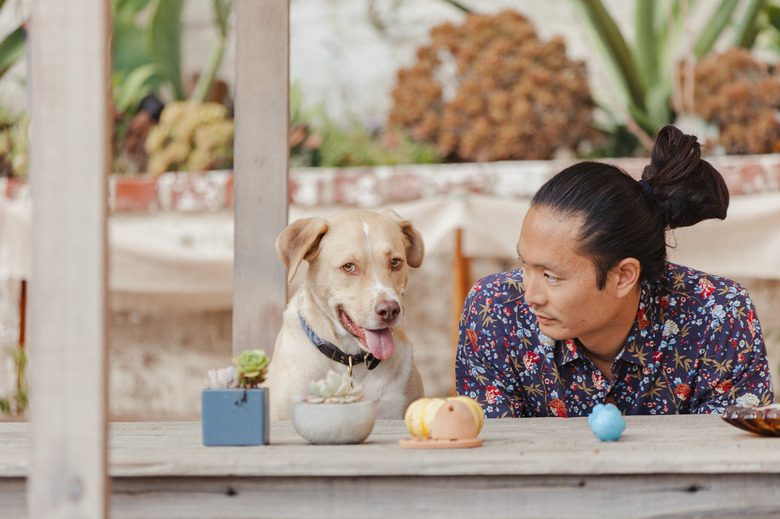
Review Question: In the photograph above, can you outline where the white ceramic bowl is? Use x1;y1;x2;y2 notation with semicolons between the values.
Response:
292;400;377;444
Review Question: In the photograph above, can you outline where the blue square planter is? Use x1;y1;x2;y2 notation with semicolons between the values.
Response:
202;388;269;446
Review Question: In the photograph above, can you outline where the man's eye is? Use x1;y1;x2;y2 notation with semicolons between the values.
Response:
544;273;559;283
342;263;356;273
390;258;403;270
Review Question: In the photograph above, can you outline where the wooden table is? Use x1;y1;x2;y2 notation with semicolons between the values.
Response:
1;415;778;518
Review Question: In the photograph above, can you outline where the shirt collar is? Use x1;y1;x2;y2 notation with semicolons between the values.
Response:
615;280;660;368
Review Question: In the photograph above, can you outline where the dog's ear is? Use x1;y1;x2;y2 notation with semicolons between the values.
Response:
276;217;329;283
382;210;425;268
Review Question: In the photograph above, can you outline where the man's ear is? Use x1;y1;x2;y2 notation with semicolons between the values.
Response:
613;258;641;298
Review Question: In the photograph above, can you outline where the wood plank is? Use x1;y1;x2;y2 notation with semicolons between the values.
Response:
2;416;780;518
4;474;779;519
26;1;110;517
450;228;470;395
232;0;289;358
2;416;780;480
106;474;780;519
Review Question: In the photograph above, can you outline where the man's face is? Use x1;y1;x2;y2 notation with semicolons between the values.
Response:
516;206;623;348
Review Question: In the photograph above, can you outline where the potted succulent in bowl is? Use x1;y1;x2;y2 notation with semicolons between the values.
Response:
292;370;376;445
201;349;270;446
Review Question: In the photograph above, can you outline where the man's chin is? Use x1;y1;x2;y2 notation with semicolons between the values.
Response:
537;322;568;341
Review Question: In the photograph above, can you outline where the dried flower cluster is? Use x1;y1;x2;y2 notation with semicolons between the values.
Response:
145;101;234;176
689;48;780;154
388;10;596;162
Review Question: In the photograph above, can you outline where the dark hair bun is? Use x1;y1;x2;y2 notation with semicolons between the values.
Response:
641;125;729;229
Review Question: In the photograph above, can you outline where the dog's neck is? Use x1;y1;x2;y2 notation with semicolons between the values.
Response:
298;311;381;371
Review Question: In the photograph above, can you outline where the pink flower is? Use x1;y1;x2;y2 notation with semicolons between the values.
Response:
523;351;541;372
485;385;501;404
697;278;715;299
591;371;606;390
549;398;568;417
747;309;756;337
715;379;734;395
466;329;478;352
674;383;692;401
636;309;649;330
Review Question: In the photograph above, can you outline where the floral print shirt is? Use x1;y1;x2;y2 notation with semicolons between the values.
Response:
456;262;775;418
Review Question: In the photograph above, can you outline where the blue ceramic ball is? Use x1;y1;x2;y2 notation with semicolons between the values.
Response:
588;403;626;441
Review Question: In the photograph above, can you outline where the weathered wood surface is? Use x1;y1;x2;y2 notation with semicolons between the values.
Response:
2;416;780;518
26;0;111;517
232;0;290;358
2;416;779;477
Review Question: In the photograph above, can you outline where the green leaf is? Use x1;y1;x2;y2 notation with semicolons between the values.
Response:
570;0;646;110
694;0;739;57
732;0;767;48
112;2;153;75
113;64;160;113
0;25;25;79
766;4;780;30
634;0;658;89
146;0;184;100
114;0;152;14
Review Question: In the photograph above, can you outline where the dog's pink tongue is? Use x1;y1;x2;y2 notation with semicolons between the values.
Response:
365;328;394;359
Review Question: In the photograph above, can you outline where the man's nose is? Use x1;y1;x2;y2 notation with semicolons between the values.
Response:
523;271;545;306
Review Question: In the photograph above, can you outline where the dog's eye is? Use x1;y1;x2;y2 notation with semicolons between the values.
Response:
342;263;356;273
390;258;403;270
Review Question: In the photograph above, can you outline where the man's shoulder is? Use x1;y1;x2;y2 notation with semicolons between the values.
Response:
471;269;525;297
662;263;748;293
659;262;751;307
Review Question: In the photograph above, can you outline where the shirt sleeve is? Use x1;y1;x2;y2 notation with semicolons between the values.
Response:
690;291;775;414
455;280;525;418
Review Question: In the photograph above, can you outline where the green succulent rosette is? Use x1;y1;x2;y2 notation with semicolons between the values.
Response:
233;349;270;388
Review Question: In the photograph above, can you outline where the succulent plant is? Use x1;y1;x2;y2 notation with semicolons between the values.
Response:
388;10;597;162
144;100;234;176
204;366;237;390
233;349;270;389
304;370;364;404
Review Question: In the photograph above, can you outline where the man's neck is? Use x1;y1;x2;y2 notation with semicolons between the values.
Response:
578;286;642;381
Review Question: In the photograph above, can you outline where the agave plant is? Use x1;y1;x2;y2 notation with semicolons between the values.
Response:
304;370;365;404
570;0;772;146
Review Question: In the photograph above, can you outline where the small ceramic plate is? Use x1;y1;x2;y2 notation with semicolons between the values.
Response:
399;437;483;449
721;403;780;437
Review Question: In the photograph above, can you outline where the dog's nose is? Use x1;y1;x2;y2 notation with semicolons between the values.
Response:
375;300;400;323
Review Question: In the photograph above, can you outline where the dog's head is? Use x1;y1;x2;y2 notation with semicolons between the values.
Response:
276;209;424;359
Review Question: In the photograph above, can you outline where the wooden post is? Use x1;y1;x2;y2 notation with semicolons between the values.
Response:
27;1;110;517
232;0;290;358
451;228;470;395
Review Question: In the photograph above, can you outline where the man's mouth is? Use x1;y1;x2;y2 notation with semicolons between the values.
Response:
339;308;395;359
533;312;555;325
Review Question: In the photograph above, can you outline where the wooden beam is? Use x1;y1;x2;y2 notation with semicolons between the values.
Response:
27;1;110;517
232;0;290;358
451;228;470;395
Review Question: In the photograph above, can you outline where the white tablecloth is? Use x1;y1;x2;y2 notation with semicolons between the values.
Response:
2;192;780;311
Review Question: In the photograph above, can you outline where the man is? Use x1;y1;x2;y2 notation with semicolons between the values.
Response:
456;126;774;417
